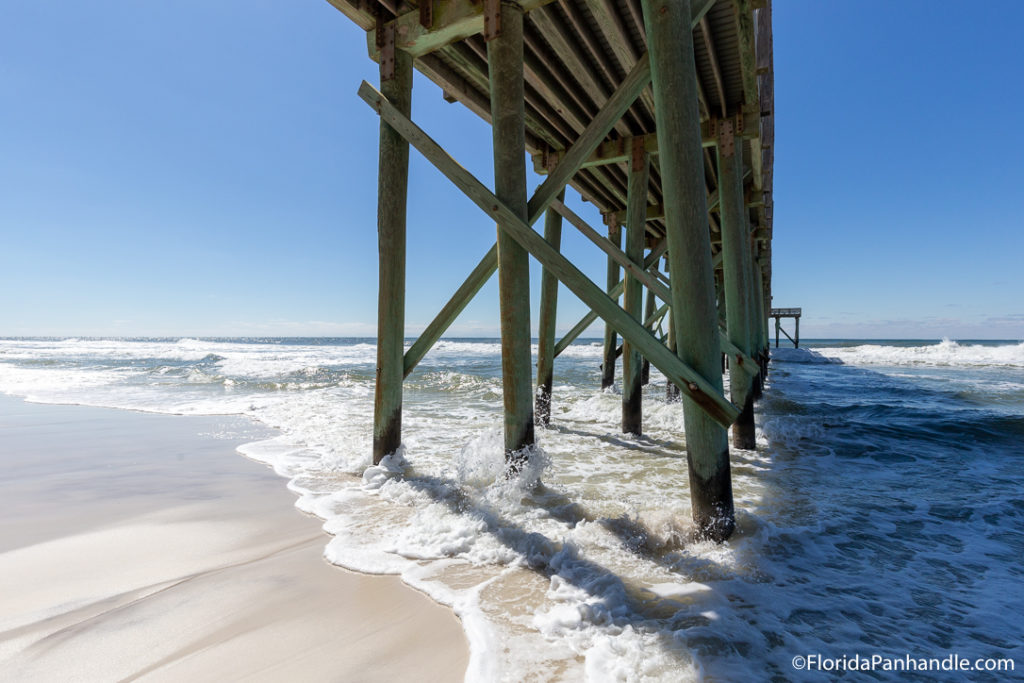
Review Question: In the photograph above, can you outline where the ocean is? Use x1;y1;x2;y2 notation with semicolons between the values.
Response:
0;337;1021;681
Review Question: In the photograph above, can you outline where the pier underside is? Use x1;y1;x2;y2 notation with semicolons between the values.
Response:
328;0;776;541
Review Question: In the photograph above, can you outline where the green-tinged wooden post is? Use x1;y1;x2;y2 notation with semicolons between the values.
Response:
750;257;766;398
715;268;726;374
488;2;534;465
641;282;656;386
622;142;649;436
373;47;413;465
665;255;681;402
602;218;622;390
536;188;564;426
642;0;734;541
717;121;756;450
715;269;727;326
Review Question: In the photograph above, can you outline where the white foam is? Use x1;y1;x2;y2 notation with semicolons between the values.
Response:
3;337;1020;681
795;339;1024;368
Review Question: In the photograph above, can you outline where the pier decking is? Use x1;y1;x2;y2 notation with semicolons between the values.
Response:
327;0;776;541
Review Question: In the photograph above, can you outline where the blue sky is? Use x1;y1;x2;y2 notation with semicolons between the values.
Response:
1;1;1022;339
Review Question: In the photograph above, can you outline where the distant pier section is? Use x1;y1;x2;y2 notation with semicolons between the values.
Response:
770;307;801;348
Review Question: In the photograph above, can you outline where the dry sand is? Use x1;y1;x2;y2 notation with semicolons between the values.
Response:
0;396;469;682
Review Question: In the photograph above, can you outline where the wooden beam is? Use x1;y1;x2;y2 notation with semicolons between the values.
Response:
367;0;557;60
404;244;497;378
551;199;756;372
529;115;760;174
357;81;739;426
553;239;668;357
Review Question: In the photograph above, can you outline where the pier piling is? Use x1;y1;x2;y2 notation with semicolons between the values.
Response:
488;1;534;465
643;0;734;540
372;46;412;465
718;117;757;449
622;140;649;436
536;189;564;426
602;216;622;391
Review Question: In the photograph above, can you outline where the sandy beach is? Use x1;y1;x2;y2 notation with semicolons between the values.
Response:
0;395;468;682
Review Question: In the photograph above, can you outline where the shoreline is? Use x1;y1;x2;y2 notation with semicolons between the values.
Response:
0;394;469;681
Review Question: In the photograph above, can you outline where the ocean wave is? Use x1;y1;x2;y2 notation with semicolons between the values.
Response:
815;339;1024;368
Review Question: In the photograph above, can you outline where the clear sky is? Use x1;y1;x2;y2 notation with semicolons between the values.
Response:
2;1;1022;340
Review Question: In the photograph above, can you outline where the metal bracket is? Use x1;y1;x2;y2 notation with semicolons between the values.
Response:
419;0;433;29
717;118;735;158
380;23;396;81
484;0;502;41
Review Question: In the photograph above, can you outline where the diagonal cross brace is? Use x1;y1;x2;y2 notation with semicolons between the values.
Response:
403;54;652;377
359;81;740;427
554;239;667;357
551;198;760;378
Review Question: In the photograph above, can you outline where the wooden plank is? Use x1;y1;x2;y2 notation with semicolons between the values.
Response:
358;80;739;427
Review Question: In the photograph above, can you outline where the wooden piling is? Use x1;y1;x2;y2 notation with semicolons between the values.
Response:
642;0;734;541
622;142;649;436
665;256;681;402
641;283;656;386
536;189;565;426
488;2;534;464
601;218;621;390
372;47;413;466
717;123;757;450
751;256;767;398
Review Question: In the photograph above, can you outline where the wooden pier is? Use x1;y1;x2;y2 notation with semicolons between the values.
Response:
328;0;776;542
771;307;801;348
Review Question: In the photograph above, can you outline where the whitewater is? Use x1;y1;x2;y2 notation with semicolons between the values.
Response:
0;337;1021;680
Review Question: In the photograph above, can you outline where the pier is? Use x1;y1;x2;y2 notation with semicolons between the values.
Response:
327;0;776;541
771;307;801;348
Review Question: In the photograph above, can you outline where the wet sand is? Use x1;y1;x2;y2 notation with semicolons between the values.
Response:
0;396;468;681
